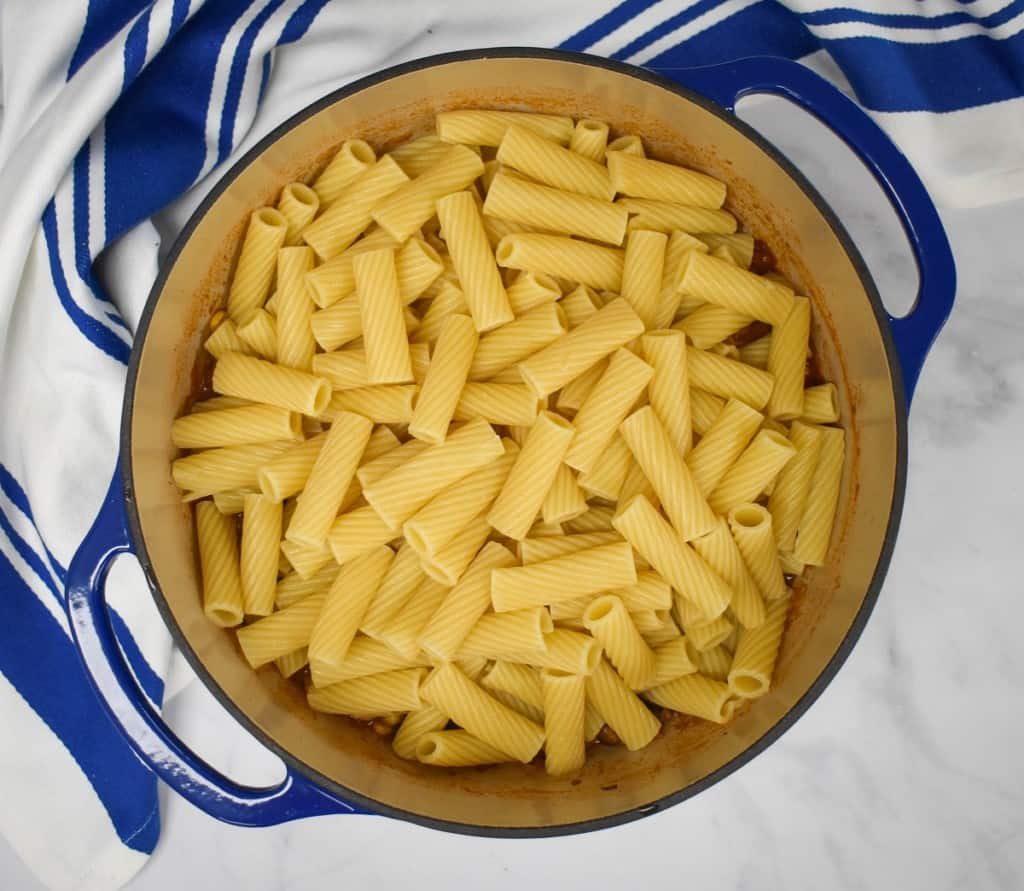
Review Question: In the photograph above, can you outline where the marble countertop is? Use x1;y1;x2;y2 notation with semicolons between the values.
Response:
3;96;1022;891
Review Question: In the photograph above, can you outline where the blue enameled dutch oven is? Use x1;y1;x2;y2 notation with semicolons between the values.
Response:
65;49;955;835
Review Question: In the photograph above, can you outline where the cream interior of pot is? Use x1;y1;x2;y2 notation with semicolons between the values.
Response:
128;56;899;830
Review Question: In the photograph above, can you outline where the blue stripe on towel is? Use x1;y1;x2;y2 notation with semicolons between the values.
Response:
560;0;660;51
0;552;160;852
42;202;130;364
103;1;252;240
820;29;1024;112
68;0;153;78
0;465;68;585
279;0;332;44
0;474;165;707
643;2;817;69
123;4;152;83
217;0;288;164
800;1;1024;30
610;0;730;61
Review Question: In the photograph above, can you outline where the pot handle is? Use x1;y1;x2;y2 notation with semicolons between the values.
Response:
65;467;364;826
649;56;955;402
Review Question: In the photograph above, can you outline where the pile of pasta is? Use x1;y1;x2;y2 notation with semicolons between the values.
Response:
173;109;845;775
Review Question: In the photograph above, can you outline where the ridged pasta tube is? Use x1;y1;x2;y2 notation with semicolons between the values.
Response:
372;144;485;241
436;110;573;147
619;406;715;541
195;501;245;627
801;383;840;424
417;542;517;662
276;183;319;246
240;494;282;616
227;207;288;324
766;297;811;419
352;248;413;385
496;233;623;291
307;546;393;684
612;495;732;620
312;139;376;205
728;503;788;600
686;398;763;496
362;418;504;528
686;346;775;409
409;314;477;443
768;421;823;551
468;302;567;380
793;426;844;566
456;608;553;660
236;309;277;360
707;429;797;515
286;411;373;549
691;517;765;629
491;542;636;611
569;118;609;161
213;352;331;416
585;659;660;750
419;663;546;763
728;595;789;698
487;410;576;541
301;156;409;259
679;251;794;326
644;673;736;723
171;441;292;496
359;541;426;640
236;592;327;668
436;190;513;332
620;229;667;328
541;670;586;775
617;197;735;235
483;172;627;245
274;246;317;371
308;667;426;717
517;298;645;398
608;152;726;208
497;124;613;200
415;730;514;767
171;404;300;450
583;595;656;690
565;348;653;474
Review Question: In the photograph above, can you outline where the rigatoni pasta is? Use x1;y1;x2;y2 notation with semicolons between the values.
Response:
408;314;477;443
227;208;288;324
565;349;653;474
497;233;624;292
497;124;613;200
195;501;245;627
619;406;715;541
607;151;726;208
371;144;484;241
569;118;610;161
313;138;376;205
353;248;414;385
436;190;513;332
176;106;846;773
484;172;627;245
487;410;575;541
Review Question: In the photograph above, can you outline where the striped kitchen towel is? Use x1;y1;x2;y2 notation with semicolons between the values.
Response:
0;2;1019;888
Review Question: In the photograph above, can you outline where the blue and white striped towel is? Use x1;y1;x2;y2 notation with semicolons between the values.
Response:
0;1;1019;887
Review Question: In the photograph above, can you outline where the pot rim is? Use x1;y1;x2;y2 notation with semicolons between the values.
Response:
122;46;908;837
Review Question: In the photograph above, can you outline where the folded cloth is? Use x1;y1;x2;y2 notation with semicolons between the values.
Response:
0;1;1018;888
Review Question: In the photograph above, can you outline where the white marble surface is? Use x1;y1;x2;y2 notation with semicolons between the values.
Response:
3;94;1023;891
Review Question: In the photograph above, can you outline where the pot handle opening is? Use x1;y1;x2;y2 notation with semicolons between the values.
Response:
649;56;956;403
65;467;364;826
